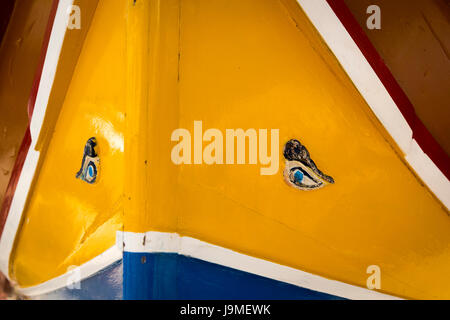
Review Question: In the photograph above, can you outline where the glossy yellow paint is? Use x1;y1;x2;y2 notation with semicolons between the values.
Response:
7;0;450;300
10;0;124;286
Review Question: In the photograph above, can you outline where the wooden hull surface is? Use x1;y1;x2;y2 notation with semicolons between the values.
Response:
0;0;449;300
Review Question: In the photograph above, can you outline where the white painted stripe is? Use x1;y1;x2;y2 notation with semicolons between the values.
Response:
30;0;74;141
406;140;450;209
296;0;413;154
118;231;402;300
17;245;122;297
0;149;40;275
0;0;74;278
296;0;450;209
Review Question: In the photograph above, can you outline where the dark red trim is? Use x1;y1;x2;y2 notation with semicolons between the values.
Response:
0;130;31;237
327;0;450;179
0;0;60;239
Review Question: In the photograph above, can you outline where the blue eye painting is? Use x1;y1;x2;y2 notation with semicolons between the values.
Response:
76;137;99;184
283;139;334;191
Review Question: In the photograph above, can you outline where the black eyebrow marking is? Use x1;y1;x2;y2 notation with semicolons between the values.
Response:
284;139;334;184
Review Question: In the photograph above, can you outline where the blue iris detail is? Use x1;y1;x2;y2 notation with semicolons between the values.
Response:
294;170;304;183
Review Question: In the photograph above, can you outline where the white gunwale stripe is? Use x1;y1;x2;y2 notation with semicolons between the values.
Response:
0;0;74;277
296;0;450;209
118;231;403;300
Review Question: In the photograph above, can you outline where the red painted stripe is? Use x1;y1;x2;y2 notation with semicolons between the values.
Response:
0;130;31;237
326;0;450;179
0;0;60;239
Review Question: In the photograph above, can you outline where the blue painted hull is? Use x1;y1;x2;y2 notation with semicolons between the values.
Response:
123;253;343;300
35;260;123;300
32;253;346;300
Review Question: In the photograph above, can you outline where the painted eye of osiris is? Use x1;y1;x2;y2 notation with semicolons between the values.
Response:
283;139;334;191
76;137;99;184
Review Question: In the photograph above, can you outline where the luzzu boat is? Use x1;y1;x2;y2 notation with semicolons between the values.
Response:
0;0;449;300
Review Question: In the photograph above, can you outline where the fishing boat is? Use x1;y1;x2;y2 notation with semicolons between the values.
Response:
0;0;449;300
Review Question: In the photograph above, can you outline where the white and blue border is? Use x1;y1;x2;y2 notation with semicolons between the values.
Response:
118;231;401;300
12;231;401;300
